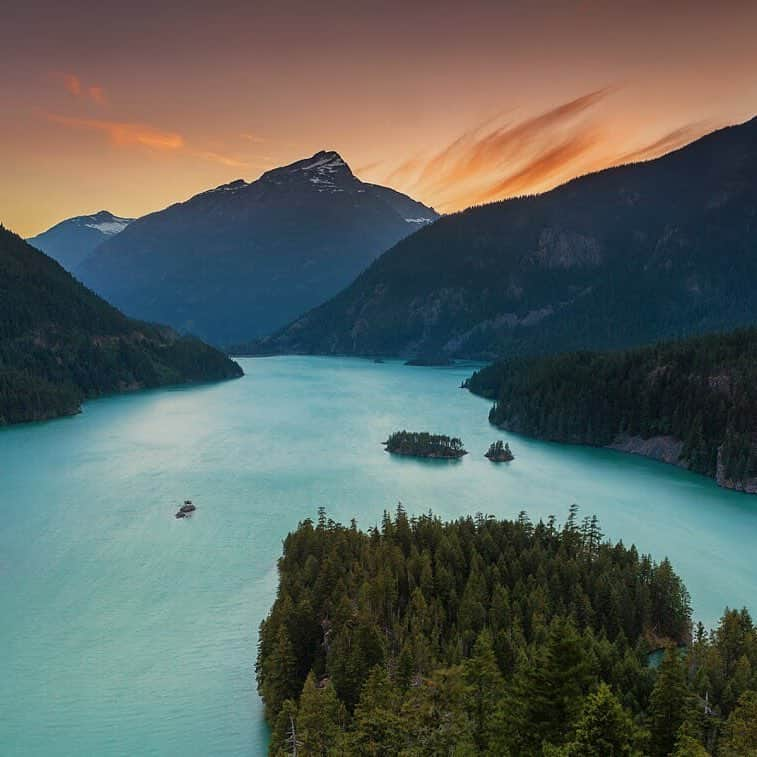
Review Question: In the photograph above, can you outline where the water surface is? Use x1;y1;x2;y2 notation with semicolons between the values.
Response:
2;356;756;755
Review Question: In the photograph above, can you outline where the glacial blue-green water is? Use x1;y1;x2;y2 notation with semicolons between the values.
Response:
2;356;756;755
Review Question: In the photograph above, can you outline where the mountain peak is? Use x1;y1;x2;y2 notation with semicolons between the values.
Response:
259;149;355;190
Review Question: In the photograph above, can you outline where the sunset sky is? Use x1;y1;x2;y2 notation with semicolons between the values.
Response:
2;0;756;237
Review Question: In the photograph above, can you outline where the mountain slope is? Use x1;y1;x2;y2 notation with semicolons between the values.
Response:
0;225;242;425
466;328;757;492
254;116;757;360
77;152;438;345
27;210;133;271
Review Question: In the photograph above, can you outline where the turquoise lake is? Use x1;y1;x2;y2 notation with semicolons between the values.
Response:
2;356;756;755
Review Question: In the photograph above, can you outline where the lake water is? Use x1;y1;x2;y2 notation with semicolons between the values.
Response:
2;356;756;755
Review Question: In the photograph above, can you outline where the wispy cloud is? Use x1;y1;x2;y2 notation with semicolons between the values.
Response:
240;132;264;143
46;112;250;168
47;114;184;150
472;129;600;205
88;86;107;105
60;73;81;97
381;88;614;211
354;159;384;176
189;149;249;168
53;72;107;105
613;122;709;166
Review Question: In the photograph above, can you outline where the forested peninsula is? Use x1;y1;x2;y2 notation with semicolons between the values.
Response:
466;329;757;493
257;507;757;755
0;225;242;425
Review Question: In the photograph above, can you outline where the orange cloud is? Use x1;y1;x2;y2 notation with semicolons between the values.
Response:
354;159;384;176
189;149;249;168
88;86;107;105
384;154;425;186
47;113;184;150
46;112;249;167
613;123;709;166
53;72;108;104
240;132;264;143
473;129;600;205
57;72;82;96
385;88;613;211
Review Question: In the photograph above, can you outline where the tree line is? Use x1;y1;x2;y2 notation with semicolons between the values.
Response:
466;329;757;487
256;506;756;754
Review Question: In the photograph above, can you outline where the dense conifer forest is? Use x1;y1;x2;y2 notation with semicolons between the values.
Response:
0;225;242;425
256;507;757;755
466;329;757;490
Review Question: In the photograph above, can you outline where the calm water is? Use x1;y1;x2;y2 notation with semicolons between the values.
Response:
2;356;756;755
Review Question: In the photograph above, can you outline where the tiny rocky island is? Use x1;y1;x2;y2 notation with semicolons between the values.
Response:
485;440;514;462
175;500;196;519
384;431;467;459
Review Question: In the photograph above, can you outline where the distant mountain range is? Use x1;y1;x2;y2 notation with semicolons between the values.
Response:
252;116;757;360
27;210;133;271
0;225;241;425
74;151;437;346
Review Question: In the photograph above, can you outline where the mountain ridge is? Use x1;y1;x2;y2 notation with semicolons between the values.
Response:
76;151;438;346
249;116;757;359
27;210;134;271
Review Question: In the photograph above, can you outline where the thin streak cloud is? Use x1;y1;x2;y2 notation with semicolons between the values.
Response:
46;113;249;167
614;123;711;166
385;88;614;211
47;114;184;150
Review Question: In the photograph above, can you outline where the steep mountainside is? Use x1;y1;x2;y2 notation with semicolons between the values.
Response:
77;152;437;345
465;328;757;492
253;117;757;360
27;210;133;271
0;225;241;425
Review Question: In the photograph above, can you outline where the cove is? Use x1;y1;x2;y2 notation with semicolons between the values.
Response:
1;356;756;756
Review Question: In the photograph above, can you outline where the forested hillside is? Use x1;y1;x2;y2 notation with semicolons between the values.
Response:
0;225;242;425
466;329;757;492
255;507;757;755
254;117;757;360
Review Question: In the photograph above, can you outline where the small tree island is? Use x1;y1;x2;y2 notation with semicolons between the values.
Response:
485;440;514;462
384;431;467;459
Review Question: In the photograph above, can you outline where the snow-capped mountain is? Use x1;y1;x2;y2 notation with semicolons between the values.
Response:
77;151;438;345
27;211;134;271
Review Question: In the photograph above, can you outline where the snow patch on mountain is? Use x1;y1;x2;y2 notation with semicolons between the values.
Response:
84;218;132;235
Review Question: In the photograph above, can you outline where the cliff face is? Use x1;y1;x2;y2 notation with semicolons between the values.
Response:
607;435;686;468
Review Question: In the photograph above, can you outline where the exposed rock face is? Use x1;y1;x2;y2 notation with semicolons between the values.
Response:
607;435;686;468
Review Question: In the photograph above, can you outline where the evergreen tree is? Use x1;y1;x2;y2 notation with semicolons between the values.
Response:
347;666;404;755
295;672;342;755
648;648;691;757
463;629;505;752
720;690;757;756
563;683;639;756
498;617;593;753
